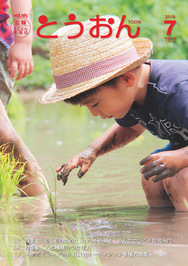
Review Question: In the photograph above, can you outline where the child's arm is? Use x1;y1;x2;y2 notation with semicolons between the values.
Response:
7;0;33;81
56;123;145;185
140;146;188;182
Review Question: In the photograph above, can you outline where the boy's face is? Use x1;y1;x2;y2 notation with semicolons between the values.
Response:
79;74;137;119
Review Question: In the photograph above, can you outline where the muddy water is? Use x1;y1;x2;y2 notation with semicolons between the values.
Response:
2;101;188;266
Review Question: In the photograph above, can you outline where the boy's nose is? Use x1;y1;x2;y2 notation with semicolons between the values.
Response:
91;111;106;119
88;108;100;117
100;114;107;119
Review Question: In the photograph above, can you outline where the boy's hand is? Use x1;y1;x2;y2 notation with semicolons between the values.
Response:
7;41;33;81
140;149;187;182
56;148;97;185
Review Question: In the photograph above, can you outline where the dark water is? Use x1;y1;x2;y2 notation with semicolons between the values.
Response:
1;101;188;266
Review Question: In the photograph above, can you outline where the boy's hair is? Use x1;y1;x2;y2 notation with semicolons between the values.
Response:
64;76;118;105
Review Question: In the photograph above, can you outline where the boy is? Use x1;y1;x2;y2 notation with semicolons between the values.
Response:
0;0;48;196
40;15;188;211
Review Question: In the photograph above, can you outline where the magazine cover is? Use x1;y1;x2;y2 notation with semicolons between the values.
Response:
0;0;188;265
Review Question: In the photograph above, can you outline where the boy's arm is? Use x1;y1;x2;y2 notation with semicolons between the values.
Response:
7;0;33;81
140;146;188;182
56;123;145;185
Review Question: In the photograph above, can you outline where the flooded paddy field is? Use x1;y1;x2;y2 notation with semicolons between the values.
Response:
1;100;188;266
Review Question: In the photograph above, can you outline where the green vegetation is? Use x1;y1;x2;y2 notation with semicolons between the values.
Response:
0;144;56;218
37;168;57;219
0;230;14;266
0;223;101;266
0;229;30;266
39;222;101;265
0;147;25;210
6;91;25;120
14;0;187;91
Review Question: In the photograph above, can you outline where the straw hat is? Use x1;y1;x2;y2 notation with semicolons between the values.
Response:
40;15;153;104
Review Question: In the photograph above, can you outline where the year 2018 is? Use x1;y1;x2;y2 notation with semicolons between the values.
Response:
165;15;175;19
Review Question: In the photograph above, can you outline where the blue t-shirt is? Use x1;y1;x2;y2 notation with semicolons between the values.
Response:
115;60;188;148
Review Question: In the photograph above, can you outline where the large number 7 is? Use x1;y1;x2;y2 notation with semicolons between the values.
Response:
164;20;176;35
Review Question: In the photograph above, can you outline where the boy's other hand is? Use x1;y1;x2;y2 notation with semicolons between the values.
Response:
7;41;33;81
140;149;187;182
56;148;97;185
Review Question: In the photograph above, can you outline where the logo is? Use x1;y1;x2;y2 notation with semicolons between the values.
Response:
11;16;31;38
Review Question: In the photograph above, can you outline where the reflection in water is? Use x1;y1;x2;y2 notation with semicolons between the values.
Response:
1;101;187;265
39;205;188;265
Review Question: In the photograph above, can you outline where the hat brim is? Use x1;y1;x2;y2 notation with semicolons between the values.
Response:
39;38;152;104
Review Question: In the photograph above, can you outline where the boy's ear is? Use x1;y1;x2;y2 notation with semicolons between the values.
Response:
121;72;136;87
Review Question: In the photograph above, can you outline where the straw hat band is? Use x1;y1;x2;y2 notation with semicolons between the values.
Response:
53;46;139;89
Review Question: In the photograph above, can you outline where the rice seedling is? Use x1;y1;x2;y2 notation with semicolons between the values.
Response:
183;198;188;210
39;222;101;265
0;145;50;216
35;167;57;219
0;229;30;266
0;229;13;266
0;147;26;210
47;169;57;219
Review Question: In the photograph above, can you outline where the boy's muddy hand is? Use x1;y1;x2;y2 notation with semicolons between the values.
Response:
139;150;186;182
55;148;97;185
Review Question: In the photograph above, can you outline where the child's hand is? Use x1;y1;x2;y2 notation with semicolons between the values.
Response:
56;147;97;185
7;41;33;81
140;149;187;182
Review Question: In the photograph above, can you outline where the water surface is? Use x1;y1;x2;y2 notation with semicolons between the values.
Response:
1;100;188;266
